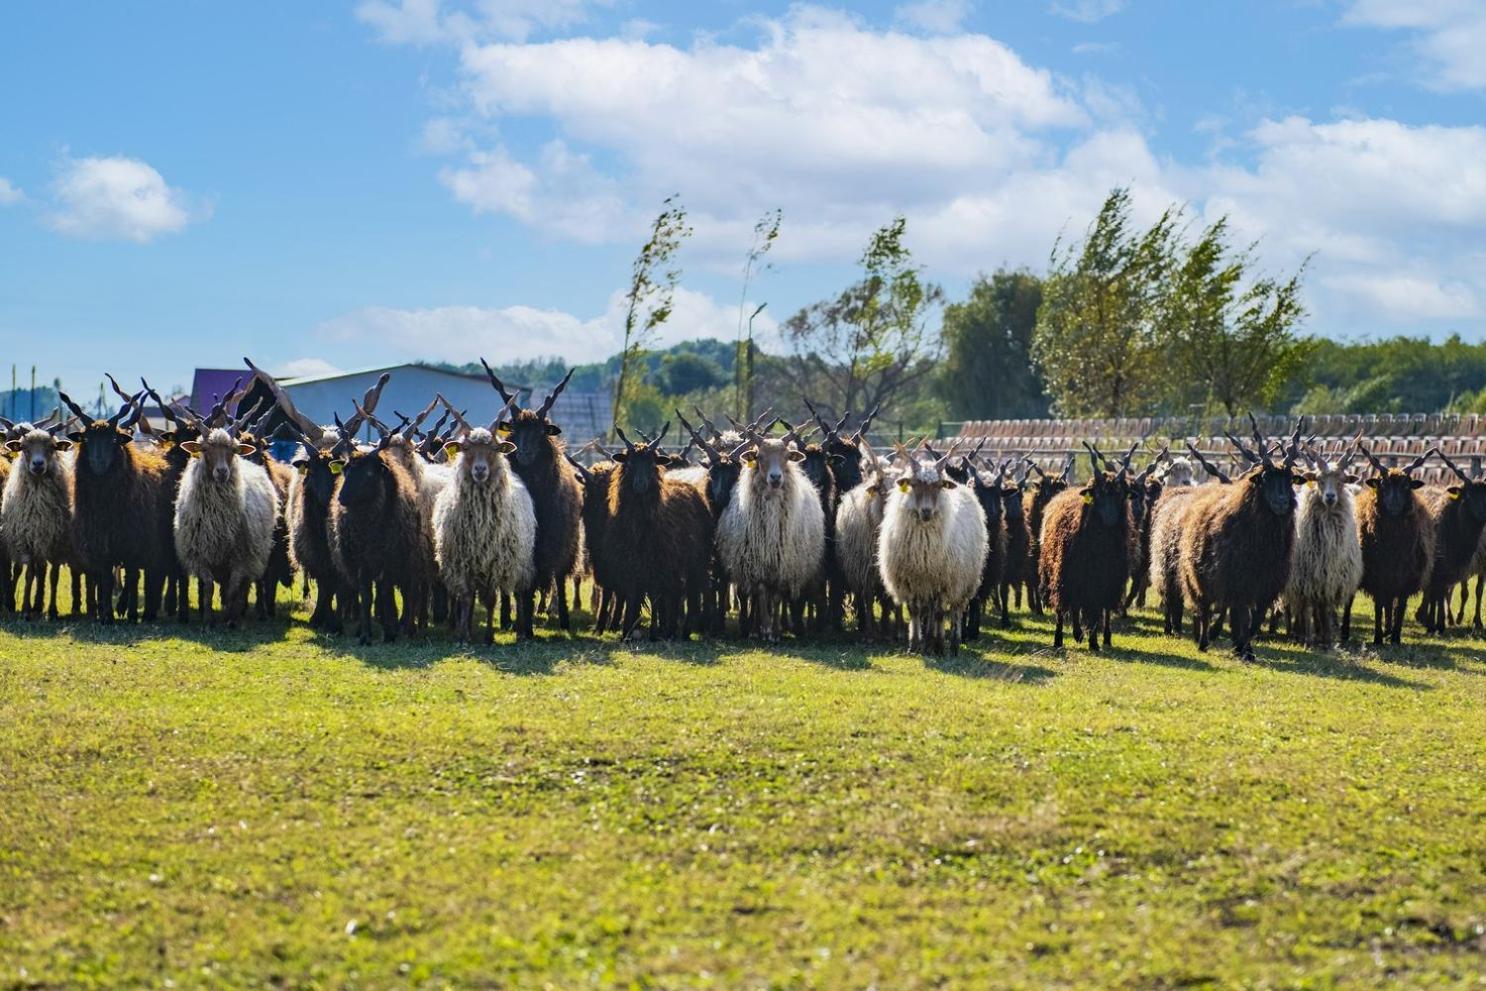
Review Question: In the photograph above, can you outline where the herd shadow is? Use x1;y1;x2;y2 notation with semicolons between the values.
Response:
3;602;1482;690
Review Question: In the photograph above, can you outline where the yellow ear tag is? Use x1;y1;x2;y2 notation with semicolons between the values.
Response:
189;450;200;458
1082;492;1094;505
496;424;513;435
1450;490;1461;500
329;461;344;475
1306;479;1315;488
898;480;910;493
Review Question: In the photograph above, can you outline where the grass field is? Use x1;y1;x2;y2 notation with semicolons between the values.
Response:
2;594;1484;989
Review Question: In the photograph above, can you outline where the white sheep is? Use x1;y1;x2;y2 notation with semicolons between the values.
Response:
432;404;537;643
877;446;988;655
833;444;890;639
1282;446;1363;646
2;427;76;619
173;427;280;624
715;430;825;641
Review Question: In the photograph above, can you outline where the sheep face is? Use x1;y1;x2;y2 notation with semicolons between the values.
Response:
181;428;254;485
1447;478;1486;524
7;429;71;477
706;458;742;511
824;438;865;493
744;438;803;494
1244;463;1304;516
612;440;673;497
1000;484;1025;520
1302;465;1358;509
69;420;135;477
1161;458;1196;487
293;447;340;505
798;445;837;496
1366;470;1425;517
896;465;956;523
446;428;514;486
500;409;560;469
972;473;1004;523
332;449;391;508
1081;473;1126;529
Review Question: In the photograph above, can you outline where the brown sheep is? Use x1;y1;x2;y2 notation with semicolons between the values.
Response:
1040;446;1132;651
1343;445;1434;645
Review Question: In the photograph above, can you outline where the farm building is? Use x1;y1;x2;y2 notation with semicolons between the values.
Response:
188;363;611;442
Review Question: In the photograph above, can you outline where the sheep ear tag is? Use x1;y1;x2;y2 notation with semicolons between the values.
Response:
295;462;310;476
496;424;513;436
1449;487;1462;500
897;480;910;493
1082;492;1094;505
329;461;344;475
443;443;461;458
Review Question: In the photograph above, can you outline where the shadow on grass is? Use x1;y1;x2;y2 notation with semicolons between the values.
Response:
923;650;1057;684
1246;642;1433;690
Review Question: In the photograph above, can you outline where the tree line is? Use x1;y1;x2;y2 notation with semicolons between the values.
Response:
448;187;1486;434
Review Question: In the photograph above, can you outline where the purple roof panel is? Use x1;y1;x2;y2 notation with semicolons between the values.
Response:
190;369;247;415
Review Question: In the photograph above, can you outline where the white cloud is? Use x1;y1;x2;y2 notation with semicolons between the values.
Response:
47;156;203;243
278;357;345;379
894;0;972;34
1344;0;1486;90
1321;272;1479;321
0;177;22;205
1050;0;1125;24
315;287;772;365
443;7;1082;257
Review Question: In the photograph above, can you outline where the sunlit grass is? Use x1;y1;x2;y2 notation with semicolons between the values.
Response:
1;590;1483;988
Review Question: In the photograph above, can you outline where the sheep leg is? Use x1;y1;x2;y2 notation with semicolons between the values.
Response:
1475;575;1485;631
998;584;1011;629
620;592;645;641
1071;611;1083;643
518;589;536;641
1053;610;1064;649
965;598;980;642
1086;610;1099;653
377;583;399;643
354;575;374;644
198;578;213;625
499;592;511;632
1455;582;1469;625
142;571;163;623
1194;601;1210;651
788;597;806;638
47;563;61;621
1390;596;1406;645
556;580;571;633
1103;609;1113;650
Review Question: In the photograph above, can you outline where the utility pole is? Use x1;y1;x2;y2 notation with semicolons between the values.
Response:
29;365;35;420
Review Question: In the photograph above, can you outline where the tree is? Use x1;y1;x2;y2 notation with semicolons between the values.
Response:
612;196;692;428
939;270;1048;420
1157;218;1311;415
1032;188;1178;417
736;209;782;419
779;217;945;426
659;351;726;396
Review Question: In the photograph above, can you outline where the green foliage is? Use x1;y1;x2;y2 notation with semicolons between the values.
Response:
1155;218;1312;416
3;593;1484;987
613;196;692;428
1282;334;1486;415
939;270;1048;420
1033;188;1179;417
659;351;726;397
780;217;945;427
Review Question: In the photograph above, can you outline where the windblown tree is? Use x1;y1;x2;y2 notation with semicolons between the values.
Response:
1033;188;1179;418
612;195;692;428
736;208;782;420
780;217;945;426
1156;218;1311;416
940;269;1048;420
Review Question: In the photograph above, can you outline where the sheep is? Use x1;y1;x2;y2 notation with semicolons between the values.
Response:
778;417;836;632
964;456;1009;641
248;360;387;632
1023;454;1074;614
1414;450;1486;635
1158;456;1197;488
1343;445;1435;645
677;411;751;634
603;424;714;640
1040;446;1132;652
876;444;988;655
1;424;76;619
432;399;538;643
1148;444;1234;636
566;450;623;633
1177;419;1305;661
479;360;583;632
804;399;880;629
997;464;1034;626
1122;450;1170;612
833;441;892;641
172;424;279;625
1281;444;1363;647
328;427;437;645
715;427;826;642
60;389;175;623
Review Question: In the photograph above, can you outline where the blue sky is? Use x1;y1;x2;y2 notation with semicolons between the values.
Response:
3;0;1485;395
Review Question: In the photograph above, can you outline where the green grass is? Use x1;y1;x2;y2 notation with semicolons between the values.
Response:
2;593;1484;989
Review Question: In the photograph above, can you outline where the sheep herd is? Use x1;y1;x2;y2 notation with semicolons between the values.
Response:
4;358;1486;661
